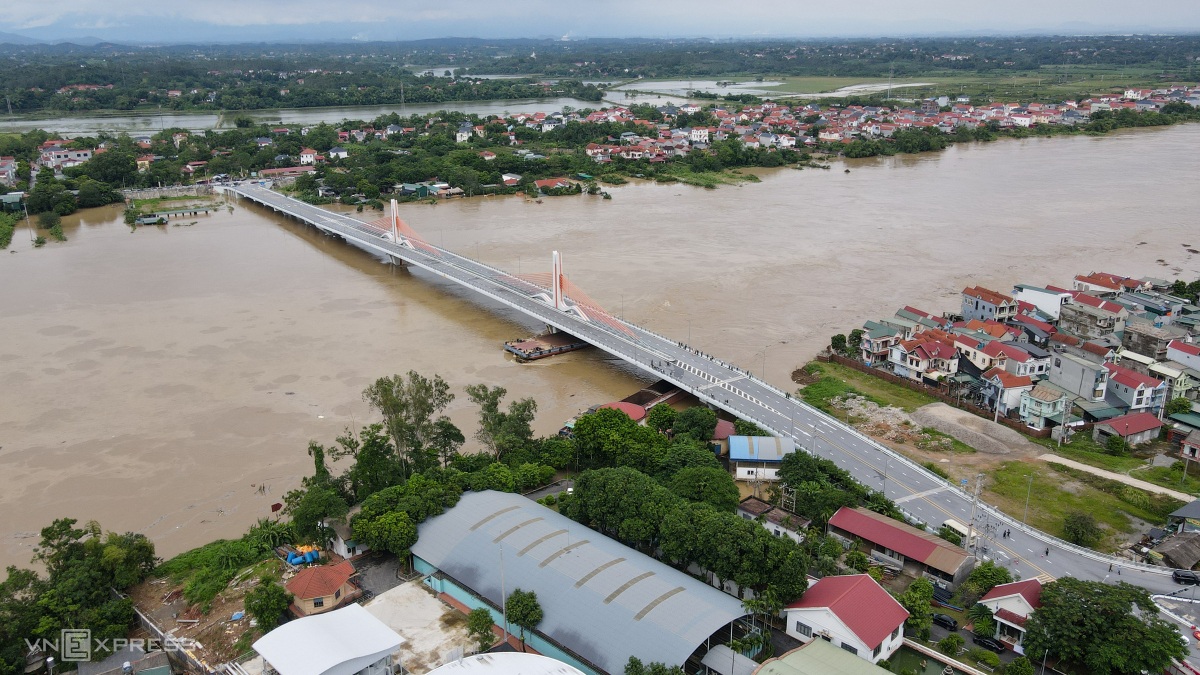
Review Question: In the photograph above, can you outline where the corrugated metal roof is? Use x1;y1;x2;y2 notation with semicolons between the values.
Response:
828;507;968;577
253;604;404;675
412;491;746;675
728;436;796;463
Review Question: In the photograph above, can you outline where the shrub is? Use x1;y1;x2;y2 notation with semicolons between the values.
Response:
938;633;964;656
969;648;1001;668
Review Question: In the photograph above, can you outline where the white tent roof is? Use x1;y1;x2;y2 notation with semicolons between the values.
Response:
427;653;585;675
253;604;404;675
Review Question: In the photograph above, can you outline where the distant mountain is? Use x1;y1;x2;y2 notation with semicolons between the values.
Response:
54;36;109;46
0;31;41;45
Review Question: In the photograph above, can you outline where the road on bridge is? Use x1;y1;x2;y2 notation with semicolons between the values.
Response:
228;184;1186;603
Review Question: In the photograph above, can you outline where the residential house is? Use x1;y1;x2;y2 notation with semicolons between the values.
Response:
284;560;360;617
1122;321;1176;361
1168;340;1200;371
729;435;796;481
1104;362;1167;415
1047;352;1109;402
500;173;522;187
299;148;319;165
998;342;1051;378
1073;272;1123;297
0;156;18;185
455;124;473;143
1149;360;1200;404
889;331;959;383
1181;430;1200;463
328;147;349;160
961;286;1017;322
1019;384;1069;430
38;145;93;170
953;336;1008;376
737;496;808;544
783;575;908;665
978;579;1043;651
323;505;368;559
1012;284;1072;320
1092;411;1163;447
860;320;902;367
827;507;972;588
533;177;571;192
981;367;1034;417
1056;292;1128;340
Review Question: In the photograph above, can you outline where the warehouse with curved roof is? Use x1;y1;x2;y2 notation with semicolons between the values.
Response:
411;490;749;675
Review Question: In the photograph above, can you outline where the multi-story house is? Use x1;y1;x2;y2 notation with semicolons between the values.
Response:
982;367;1034;416
860;321;903;367
890;331;959;382
1048;352;1109;402
1104;363;1167;415
961;286;1017;322
1019;384;1070;430
1012;284;1072;320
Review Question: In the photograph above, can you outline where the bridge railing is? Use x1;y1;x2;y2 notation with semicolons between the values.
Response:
233;187;1172;577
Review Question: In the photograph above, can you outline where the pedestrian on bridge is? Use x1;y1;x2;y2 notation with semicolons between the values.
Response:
1045;547;1050;557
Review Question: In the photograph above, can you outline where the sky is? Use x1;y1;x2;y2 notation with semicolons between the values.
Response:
1;0;1199;44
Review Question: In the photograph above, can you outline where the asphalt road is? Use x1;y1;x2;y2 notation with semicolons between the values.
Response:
228;184;1184;601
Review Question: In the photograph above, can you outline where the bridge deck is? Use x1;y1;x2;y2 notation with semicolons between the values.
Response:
224;182;1178;594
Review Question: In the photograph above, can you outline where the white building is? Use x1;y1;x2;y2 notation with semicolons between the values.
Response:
1012;284;1072;320
783;574;908;665
427;654;584;675
978;579;1043;652
253;604;403;675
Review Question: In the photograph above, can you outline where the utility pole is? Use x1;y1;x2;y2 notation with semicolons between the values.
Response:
1057;394;1069;448
499;546;509;644
967;473;984;556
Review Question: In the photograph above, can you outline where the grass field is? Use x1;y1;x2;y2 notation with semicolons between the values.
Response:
801;361;940;412
744;65;1172;102
985;460;1152;549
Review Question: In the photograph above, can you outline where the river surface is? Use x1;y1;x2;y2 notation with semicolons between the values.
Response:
2;125;1199;567
0;98;599;136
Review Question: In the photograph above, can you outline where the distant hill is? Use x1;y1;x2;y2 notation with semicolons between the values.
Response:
0;31;41;45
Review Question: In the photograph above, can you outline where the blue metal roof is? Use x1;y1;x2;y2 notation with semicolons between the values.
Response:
411;491;746;674
728;435;796;463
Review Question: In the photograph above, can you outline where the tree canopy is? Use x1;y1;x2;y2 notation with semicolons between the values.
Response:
1023;578;1186;675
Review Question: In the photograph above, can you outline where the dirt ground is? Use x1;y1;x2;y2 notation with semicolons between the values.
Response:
910;403;1043;457
362;580;476;674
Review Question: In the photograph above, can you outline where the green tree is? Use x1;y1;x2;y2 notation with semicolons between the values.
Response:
830;334;847;354
674;406;718;441
937;524;962;547
1166;397;1193;416
244;577;292;632
646;403;677;434
668;466;739;511
937;633;964;656
1063;511;1101;547
464;384;538;461
844;550;869;572
362;371;456;477
353;510;417;557
1024;578;1186;675
1004;656;1035;675
344;424;405;502
37;211;60;228
506;588;543;652
467;607;496;652
847;329;865;357
1104;433;1127;455
733;420;769;436
897;578;934;640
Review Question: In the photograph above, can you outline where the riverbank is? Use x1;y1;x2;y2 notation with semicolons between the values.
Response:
2;123;1199;568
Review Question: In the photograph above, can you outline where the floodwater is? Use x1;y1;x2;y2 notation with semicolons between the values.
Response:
3;124;1199;567
0;97;599;136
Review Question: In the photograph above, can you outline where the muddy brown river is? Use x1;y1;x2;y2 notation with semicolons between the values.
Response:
2;124;1199;567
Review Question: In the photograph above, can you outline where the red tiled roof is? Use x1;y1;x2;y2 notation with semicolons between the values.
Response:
1098;411;1164;436
1075;273;1122;291
828;507;968;576
995;607;1029;627
285;560;355;599
963;286;1013;307
1014;314;1054;333
1080;342;1113;358
1170;340;1200;358
786;575;908;650
983;366;1033;389
1104;362;1163;390
982;578;1043;610
599;401;646;422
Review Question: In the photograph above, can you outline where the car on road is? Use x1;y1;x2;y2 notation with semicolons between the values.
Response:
973;634;1005;653
932;613;958;631
1174;570;1200;585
